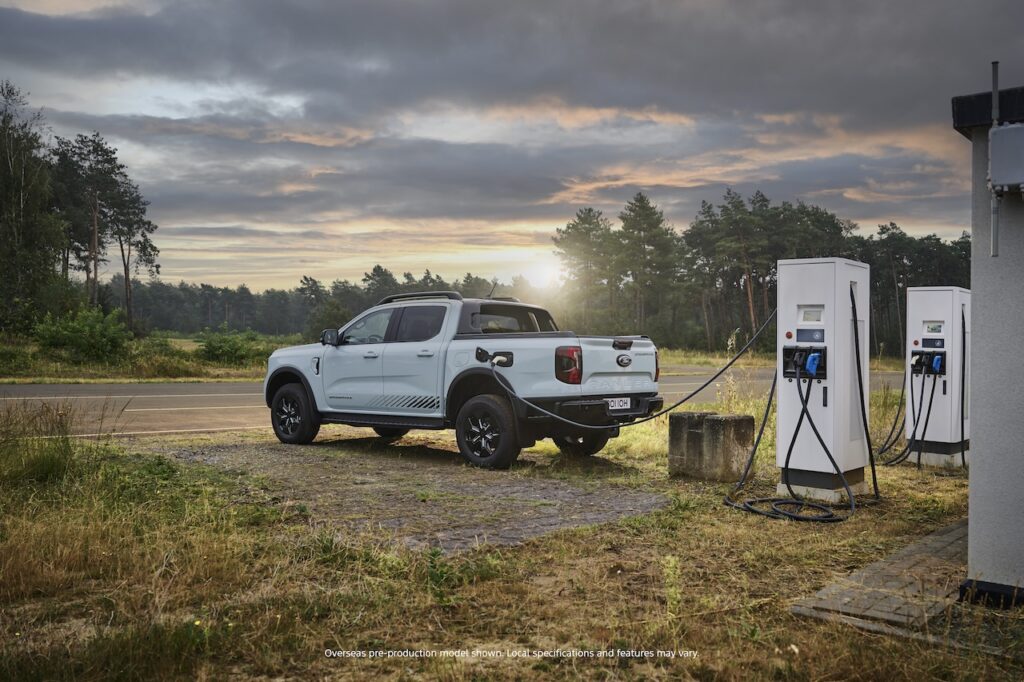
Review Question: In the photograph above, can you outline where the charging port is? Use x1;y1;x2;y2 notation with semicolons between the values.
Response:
782;345;827;379
911;350;946;376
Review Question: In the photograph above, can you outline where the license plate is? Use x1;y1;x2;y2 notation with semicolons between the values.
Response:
605;397;631;411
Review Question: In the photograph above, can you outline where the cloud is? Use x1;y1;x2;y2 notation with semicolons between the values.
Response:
2;0;1008;287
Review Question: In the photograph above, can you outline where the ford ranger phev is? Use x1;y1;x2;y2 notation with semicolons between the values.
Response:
263;292;662;468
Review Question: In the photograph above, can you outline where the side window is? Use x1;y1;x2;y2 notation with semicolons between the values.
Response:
395;306;446;343
341;309;393;345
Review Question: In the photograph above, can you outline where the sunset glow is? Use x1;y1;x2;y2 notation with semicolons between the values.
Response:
1;0;1017;289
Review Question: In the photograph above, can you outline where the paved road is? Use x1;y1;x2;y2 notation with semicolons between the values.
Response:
0;367;903;437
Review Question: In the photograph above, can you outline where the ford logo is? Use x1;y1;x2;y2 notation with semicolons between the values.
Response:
616;354;632;368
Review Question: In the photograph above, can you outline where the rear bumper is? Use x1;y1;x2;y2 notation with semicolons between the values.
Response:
521;392;663;427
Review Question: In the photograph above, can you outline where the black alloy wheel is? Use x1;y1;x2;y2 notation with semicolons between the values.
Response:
455;394;520;469
271;384;320;444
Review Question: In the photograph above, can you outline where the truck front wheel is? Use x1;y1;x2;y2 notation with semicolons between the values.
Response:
271;384;320;445
455;394;521;469
553;432;610;457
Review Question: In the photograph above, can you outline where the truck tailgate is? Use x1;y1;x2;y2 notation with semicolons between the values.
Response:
578;336;658;395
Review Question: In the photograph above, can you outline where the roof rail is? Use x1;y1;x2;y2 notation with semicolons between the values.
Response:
488;296;521;302
377;291;464;305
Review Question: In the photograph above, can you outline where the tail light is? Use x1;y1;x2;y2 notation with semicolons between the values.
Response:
654;350;660;382
555;345;582;384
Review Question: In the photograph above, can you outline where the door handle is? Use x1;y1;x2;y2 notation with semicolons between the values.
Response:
417;350;435;357
363;351;379;359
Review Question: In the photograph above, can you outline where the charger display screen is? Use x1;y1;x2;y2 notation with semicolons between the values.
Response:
796;328;825;342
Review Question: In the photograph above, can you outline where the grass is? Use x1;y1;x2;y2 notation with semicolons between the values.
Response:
0;332;302;383
658;347;905;373
2;334;906;384
1;397;1019;679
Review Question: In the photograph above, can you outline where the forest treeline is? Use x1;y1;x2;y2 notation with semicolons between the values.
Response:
3;80;970;354
106;190;969;355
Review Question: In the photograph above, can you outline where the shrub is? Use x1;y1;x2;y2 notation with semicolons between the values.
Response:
0;342;34;375
33;308;131;363
126;337;204;378
197;324;274;365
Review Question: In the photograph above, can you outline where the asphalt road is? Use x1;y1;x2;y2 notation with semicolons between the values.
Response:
1;368;903;437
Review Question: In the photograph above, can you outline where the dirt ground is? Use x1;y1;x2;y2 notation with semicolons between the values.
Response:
150;427;668;552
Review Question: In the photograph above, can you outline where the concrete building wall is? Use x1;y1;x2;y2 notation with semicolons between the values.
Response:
966;126;1024;590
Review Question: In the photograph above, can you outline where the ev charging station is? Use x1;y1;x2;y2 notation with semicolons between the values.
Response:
776;258;870;502
905;287;971;467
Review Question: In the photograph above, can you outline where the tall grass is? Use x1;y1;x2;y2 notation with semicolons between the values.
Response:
0;401;78;484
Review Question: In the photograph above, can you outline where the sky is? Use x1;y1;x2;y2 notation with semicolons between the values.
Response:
0;0;1021;290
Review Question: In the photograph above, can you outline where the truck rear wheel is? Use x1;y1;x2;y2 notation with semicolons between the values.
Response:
271;384;320;444
455;394;520;469
554;432;610;457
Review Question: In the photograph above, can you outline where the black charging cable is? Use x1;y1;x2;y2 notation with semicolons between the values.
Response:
960;308;967;469
725;363;854;522
849;284;880;498
885;370;937;466
873;364;906;459
485;310;777;432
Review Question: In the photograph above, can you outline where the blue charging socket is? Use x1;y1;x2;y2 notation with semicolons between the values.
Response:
932;354;943;373
805;352;821;377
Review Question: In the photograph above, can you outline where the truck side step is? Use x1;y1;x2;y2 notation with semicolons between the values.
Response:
319;412;446;430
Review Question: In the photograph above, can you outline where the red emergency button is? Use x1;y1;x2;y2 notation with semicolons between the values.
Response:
913;339;919;346
785;331;793;339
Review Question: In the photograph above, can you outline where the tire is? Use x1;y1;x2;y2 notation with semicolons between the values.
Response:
271;383;320;444
455;394;521;469
554;432;610;457
373;426;409;441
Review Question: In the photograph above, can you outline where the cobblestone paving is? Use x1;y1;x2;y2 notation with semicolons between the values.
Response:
794;518;967;628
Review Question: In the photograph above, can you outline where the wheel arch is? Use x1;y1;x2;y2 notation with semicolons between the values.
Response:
445;368;520;425
265;366;317;409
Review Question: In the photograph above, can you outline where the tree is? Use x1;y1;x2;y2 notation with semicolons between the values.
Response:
110;175;159;330
553;207;613;329
297;275;327;306
618;192;678;331
456;273;495;298
51;132;125;305
0;81;65;332
361;265;400;303
305;298;351;339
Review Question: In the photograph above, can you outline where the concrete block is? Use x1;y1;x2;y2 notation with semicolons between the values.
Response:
668;411;754;482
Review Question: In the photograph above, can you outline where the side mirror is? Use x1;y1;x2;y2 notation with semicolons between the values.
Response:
320;329;339;346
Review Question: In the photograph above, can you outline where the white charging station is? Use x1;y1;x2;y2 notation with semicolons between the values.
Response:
905;287;971;467
776;258;870;502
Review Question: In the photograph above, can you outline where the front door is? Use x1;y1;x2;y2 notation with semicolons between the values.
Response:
321;307;394;411
379;304;449;416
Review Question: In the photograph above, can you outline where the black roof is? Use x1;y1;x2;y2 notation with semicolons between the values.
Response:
952;85;1024;137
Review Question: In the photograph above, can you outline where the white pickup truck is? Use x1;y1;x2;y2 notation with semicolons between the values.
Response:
263;292;661;468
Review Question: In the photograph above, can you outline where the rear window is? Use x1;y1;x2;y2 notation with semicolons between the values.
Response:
473;304;558;333
395;305;446;342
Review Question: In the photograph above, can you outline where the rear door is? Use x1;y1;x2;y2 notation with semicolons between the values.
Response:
378;303;450;416
321;307;395;411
